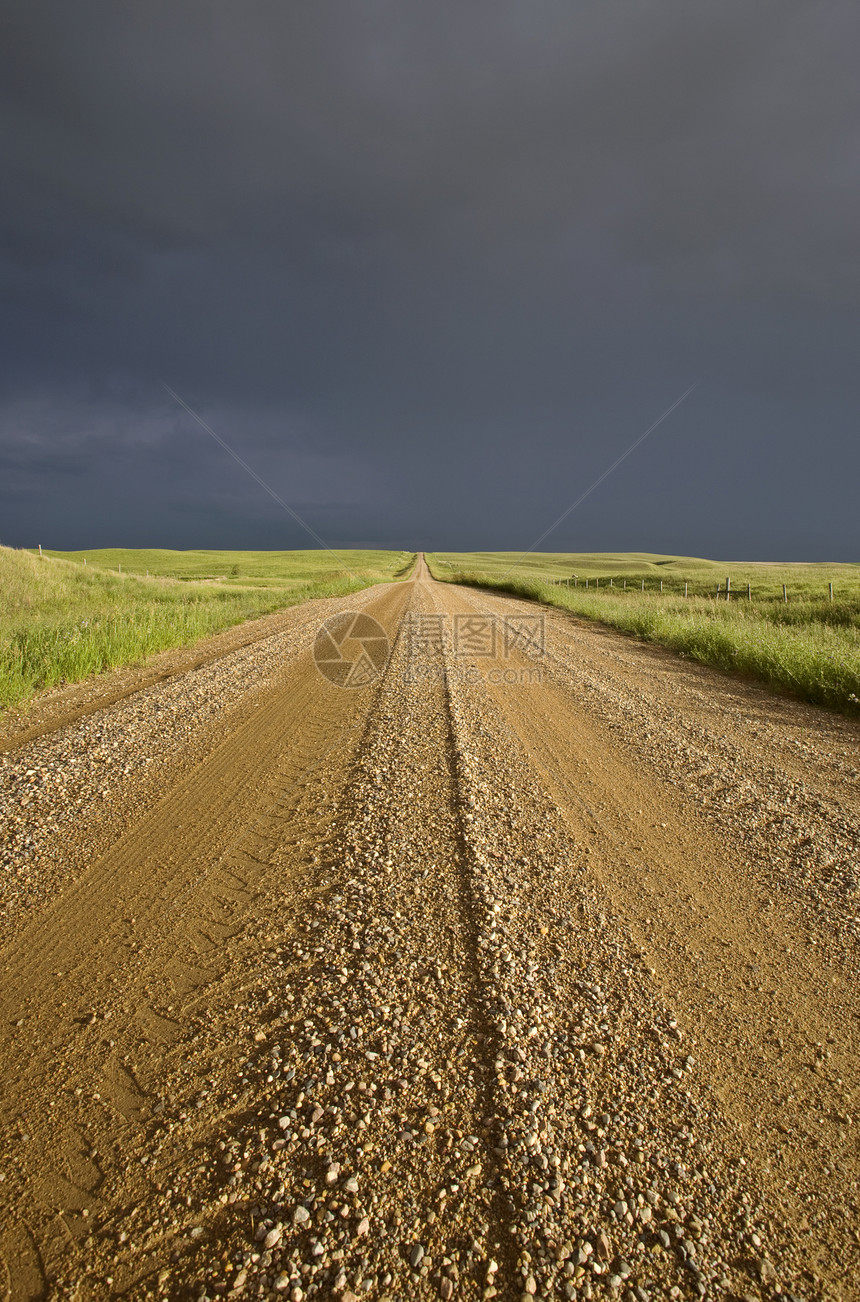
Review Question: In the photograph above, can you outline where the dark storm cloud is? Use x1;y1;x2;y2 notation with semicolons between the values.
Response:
1;0;858;554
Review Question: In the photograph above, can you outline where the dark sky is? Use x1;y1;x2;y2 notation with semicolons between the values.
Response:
2;1;858;558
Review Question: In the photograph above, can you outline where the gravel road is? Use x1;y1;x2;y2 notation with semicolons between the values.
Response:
1;557;858;1302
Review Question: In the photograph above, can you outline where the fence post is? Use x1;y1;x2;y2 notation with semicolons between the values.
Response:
660;579;663;592
623;580;626;590
641;579;645;592
38;544;42;557
783;583;787;603
829;582;834;602
609;578;613;587
585;578;588;588
596;577;599;589
725;576;731;602
684;581;688;598
747;583;751;601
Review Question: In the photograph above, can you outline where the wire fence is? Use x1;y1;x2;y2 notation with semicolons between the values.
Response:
550;576;844;603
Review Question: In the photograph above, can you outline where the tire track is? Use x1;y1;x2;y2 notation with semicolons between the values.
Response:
3;560;854;1300
440;579;860;1297
0;584;414;1300
52;575;523;1299
0;581;409;756
0;583;404;941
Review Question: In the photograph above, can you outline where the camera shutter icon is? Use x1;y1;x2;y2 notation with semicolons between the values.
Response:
313;611;390;688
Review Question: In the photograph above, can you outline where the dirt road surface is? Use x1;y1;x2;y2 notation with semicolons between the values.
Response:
1;556;859;1302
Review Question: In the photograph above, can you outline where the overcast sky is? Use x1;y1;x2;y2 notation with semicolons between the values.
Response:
2;1;858;557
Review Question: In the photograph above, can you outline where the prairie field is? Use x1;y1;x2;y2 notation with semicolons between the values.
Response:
428;551;860;712
3;556;860;1300
0;547;413;708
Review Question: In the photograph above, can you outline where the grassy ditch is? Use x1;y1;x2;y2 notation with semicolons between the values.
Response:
1;547;414;709
427;552;860;714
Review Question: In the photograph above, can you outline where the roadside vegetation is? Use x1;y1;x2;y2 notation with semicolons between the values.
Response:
0;547;413;709
427;551;860;714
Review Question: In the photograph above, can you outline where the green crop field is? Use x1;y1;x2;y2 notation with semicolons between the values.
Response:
427;552;860;714
39;547;403;585
0;547;414;710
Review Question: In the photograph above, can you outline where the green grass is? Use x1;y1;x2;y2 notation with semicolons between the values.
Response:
1;547;414;710
427;552;860;714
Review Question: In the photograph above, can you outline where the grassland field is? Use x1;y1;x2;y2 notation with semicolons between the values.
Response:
427;551;860;714
0;547;414;709
4;546;859;715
